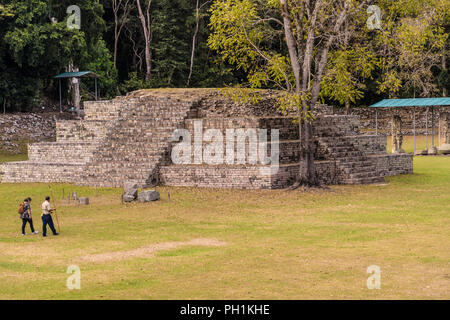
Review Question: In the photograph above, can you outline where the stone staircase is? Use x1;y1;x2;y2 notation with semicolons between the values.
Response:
80;97;196;187
314;115;385;185
0;95;198;187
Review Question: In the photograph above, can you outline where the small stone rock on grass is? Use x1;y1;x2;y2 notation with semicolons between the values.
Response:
138;190;160;203
123;194;137;203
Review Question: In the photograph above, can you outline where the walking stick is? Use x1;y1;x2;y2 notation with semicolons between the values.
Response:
48;185;61;233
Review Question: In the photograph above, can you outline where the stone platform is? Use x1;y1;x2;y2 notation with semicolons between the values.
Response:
0;89;413;189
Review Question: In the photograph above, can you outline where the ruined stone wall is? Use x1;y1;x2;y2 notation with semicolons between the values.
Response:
56;120;109;142
0;113;75;154
350;135;387;155
369;154;414;177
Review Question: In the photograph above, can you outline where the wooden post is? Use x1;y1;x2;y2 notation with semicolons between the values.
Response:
413;107;416;154
59;78;62;113
95;78;98;101
426;107;429;150
431;106;435;147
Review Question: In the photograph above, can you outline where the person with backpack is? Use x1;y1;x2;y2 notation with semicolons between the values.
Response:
41;196;59;237
19;198;39;236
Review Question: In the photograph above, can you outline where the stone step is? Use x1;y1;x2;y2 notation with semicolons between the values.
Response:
56;120;111;143
28;142;98;164
330;151;364;158
336;156;367;164
0;161;84;183
341;165;375;174
342;176;385;185
348;171;379;179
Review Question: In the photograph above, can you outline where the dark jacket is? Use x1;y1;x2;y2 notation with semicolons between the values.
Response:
20;203;31;219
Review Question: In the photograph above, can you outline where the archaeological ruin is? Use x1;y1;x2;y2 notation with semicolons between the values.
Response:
0;89;415;189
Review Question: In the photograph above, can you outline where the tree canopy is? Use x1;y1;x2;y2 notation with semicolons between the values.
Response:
0;0;448;112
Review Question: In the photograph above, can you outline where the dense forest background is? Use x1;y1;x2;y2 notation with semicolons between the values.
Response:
0;0;448;112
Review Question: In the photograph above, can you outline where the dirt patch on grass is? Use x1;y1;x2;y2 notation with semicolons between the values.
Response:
81;238;227;263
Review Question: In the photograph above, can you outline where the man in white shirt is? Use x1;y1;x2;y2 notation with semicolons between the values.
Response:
41;196;59;237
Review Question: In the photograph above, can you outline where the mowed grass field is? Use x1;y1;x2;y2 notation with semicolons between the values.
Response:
0;137;448;299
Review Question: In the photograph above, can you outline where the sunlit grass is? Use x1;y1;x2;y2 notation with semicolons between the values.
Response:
0;152;448;299
386;135;441;154
0;153;28;163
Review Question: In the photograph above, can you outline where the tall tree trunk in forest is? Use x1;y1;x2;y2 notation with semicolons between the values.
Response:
443;47;447;97
187;1;211;86
112;0;131;69
136;0;152;81
187;0;201;86
3;98;6;115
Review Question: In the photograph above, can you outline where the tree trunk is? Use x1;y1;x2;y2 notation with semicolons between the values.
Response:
136;0;152;81
113;0;131;69
280;0;318;187
300;121;318;186
187;0;200;86
114;15;119;68
443;47;447;97
3;98;6;115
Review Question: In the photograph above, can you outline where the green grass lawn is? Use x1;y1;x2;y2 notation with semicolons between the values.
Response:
386;135;441;154
0;140;449;299
0;153;28;163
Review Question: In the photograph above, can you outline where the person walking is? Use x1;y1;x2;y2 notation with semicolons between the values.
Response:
20;198;39;236
41;196;59;237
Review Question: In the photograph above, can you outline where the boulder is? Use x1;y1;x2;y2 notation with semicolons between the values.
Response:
123;181;138;202
123;181;139;202
439;143;450;155
138;190;160;203
123;193;137;203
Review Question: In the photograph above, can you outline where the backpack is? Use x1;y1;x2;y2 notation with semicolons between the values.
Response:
18;202;25;215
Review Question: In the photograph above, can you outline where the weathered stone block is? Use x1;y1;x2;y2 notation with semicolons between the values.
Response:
138;190;160;202
123;193;137;203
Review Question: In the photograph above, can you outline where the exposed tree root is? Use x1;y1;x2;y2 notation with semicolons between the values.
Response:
287;179;327;191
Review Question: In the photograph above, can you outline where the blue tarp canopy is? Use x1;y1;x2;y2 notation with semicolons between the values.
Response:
370;98;450;108
54;71;101;79
369;97;450;153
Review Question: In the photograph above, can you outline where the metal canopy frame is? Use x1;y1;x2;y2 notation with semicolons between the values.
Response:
369;98;450;154
54;71;101;113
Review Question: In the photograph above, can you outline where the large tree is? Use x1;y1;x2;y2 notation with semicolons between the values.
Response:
374;0;449;98
209;0;370;186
